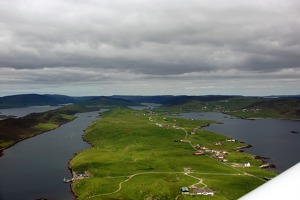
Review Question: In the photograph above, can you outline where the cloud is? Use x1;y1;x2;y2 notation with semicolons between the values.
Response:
0;0;300;95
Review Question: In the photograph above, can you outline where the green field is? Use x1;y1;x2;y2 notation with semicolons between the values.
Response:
70;108;276;199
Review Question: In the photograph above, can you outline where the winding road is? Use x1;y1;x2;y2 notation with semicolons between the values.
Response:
87;171;244;199
87;118;266;199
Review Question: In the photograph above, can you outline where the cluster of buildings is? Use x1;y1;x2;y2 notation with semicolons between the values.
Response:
180;186;214;196
63;171;90;183
154;121;181;130
193;145;229;162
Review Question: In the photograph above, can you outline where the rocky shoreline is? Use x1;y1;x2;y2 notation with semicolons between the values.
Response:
235;144;253;152
234;143;277;169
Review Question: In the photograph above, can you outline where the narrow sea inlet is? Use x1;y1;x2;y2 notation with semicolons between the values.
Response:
0;111;100;200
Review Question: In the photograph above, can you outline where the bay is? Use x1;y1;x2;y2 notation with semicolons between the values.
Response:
177;112;300;173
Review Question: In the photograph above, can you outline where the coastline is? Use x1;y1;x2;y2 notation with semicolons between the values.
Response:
231;115;300;121
0;118;77;157
68;114;101;199
0;110;102;200
233;140;277;170
0;113;100;200
216;110;300;121
201;122;277;171
67;162;78;199
0;105;102;156
68;136;94;199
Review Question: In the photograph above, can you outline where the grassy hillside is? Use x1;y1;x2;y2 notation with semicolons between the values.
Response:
156;96;300;120
78;96;138;108
0;93;99;109
70;108;276;199
0;104;94;150
0;94;72;108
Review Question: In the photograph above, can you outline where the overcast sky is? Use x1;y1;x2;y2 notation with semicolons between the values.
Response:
0;0;300;96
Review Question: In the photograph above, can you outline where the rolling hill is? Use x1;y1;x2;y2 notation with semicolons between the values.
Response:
1;94;299;119
78;96;138;107
0;94;80;108
153;96;300;120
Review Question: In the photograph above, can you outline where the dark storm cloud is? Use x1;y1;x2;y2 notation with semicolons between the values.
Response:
0;0;300;95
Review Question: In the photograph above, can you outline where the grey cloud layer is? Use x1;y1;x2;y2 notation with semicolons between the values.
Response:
0;0;300;95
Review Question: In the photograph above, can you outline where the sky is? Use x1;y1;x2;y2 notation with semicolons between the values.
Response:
0;0;300;97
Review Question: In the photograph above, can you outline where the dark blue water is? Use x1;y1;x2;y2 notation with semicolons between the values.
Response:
178;112;300;173
0;111;101;200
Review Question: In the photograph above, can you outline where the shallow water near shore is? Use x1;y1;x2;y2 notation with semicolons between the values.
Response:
177;112;300;173
0;111;100;200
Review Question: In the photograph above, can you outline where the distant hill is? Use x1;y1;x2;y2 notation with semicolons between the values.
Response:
264;95;300;99
242;98;300;119
111;95;178;104
0;94;67;108
1;94;299;119
0;94;95;109
153;96;300;120
0;94;137;109
78;96;138;107
111;95;238;105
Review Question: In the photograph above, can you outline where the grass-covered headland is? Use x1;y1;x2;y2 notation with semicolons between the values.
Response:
70;108;276;200
0;96;137;152
0;105;94;151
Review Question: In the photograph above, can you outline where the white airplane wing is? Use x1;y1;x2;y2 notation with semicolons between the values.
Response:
239;162;300;200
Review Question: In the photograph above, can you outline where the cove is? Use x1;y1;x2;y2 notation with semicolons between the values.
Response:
177;112;300;173
0;111;100;200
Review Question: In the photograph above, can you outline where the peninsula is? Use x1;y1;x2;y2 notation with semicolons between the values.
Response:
70;108;276;199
